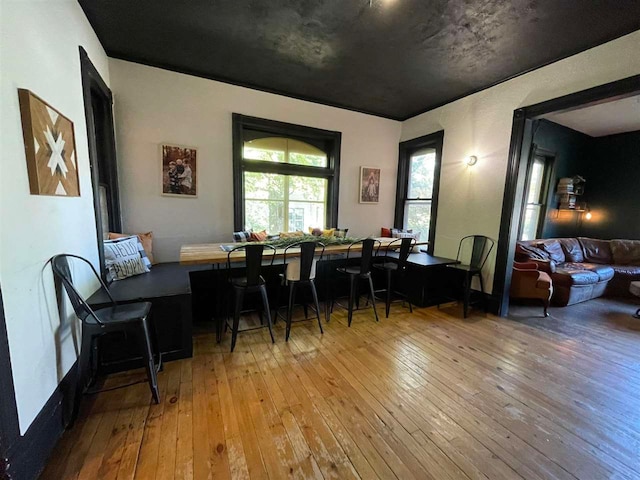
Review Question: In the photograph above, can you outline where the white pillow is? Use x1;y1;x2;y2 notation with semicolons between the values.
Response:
103;236;150;281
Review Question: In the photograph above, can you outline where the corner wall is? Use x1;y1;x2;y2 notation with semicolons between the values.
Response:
108;59;402;262
0;0;109;433
401;30;640;292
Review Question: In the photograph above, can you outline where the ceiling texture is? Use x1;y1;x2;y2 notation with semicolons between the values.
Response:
79;0;640;120
543;95;640;137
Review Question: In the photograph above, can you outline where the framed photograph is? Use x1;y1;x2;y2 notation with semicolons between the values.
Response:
359;166;380;203
18;89;80;196
161;143;197;197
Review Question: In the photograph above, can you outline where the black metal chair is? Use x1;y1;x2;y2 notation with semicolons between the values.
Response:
373;237;416;317
273;241;325;341
331;238;381;326
225;244;276;352
446;235;495;318
51;254;161;422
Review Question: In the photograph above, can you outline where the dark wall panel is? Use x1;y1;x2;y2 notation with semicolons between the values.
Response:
532;120;591;239
533;120;640;240
581;131;640;239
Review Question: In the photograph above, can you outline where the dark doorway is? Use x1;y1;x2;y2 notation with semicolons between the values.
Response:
494;74;640;316
80;48;121;278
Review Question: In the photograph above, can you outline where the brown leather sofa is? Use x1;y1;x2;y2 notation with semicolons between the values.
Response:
515;237;640;306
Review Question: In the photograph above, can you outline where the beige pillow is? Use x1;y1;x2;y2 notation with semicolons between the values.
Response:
109;231;155;264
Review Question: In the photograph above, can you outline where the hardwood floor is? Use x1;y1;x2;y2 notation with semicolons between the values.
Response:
41;299;640;479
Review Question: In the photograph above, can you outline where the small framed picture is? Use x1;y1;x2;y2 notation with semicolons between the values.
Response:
161;143;197;197
359;166;380;203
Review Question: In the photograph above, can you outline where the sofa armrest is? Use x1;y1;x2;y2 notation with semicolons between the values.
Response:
530;259;556;274
513;261;539;270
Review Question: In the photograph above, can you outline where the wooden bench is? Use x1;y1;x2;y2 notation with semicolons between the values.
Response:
88;262;210;374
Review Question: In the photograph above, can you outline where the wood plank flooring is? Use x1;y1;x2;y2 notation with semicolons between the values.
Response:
41;299;640;479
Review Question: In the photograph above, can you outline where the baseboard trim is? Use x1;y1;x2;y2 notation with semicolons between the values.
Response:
5;361;77;480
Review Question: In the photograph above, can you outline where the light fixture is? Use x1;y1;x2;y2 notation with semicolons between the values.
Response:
467;155;478;166
584;209;592;221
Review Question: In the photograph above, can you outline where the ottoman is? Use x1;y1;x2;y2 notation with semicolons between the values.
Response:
630;281;640;319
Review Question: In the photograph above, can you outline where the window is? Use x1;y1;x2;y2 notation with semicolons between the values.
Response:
233;115;341;233
395;131;443;254
519;153;554;241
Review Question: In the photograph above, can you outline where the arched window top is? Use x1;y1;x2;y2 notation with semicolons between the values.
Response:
243;137;327;168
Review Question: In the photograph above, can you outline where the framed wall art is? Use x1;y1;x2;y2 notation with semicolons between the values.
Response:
161;143;197;197
359;166;380;203
18;89;80;196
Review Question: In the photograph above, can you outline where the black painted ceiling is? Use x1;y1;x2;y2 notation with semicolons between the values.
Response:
79;0;640;120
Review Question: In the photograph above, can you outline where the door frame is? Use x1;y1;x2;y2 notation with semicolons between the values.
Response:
80;47;121;278
493;74;640;315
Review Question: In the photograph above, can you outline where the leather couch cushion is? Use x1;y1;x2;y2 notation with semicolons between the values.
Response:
610;239;640;266
538;240;566;263
611;264;640;276
578;237;613;264
515;242;549;261
559;238;584;263
552;268;599;287
564;263;615;282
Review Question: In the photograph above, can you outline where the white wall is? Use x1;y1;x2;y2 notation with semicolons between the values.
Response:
401;30;640;292
109;59;402;262
0;0;109;433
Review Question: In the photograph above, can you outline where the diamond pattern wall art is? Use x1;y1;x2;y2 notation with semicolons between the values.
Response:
18;89;80;196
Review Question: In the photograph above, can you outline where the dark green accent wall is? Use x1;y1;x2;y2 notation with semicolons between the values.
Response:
581;131;640;239
532;119;640;240
532;120;591;238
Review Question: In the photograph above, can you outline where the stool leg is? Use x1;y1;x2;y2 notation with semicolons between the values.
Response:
385;269;392;318
286;282;295;341
463;272;471;318
70;325;94;426
231;288;243;352
259;285;275;344
478;272;487;313
367;275;379;322
310;281;323;334
347;275;356;327
140;318;160;404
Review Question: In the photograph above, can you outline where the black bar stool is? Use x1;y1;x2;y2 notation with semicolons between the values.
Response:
373;237;416;317
331;238;381;326
51;254;162;423
273;241;325;341
446;235;495;318
225;244;276;352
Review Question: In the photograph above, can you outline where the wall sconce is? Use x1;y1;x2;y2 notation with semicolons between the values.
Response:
467;155;478;166
584;209;592;221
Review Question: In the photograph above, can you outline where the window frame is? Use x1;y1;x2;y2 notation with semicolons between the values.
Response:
395;131;444;255
518;146;555;241
232;114;341;232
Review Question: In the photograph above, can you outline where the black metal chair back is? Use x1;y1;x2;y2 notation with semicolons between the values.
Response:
346;238;381;274
51;254;114;325
283;241;325;282
384;237;416;268
226;243;276;286
456;235;495;271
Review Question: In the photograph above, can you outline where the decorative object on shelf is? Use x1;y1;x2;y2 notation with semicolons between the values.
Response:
161;143;197;197
18;89;80;196
359;166;380;203
556;175;587;211
466;155;478;166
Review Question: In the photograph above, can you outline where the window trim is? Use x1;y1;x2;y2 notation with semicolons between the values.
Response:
518;146;555;240
232;114;341;232
395;131;444;255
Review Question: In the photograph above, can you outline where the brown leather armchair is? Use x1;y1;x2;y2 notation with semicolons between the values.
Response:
510;261;553;317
